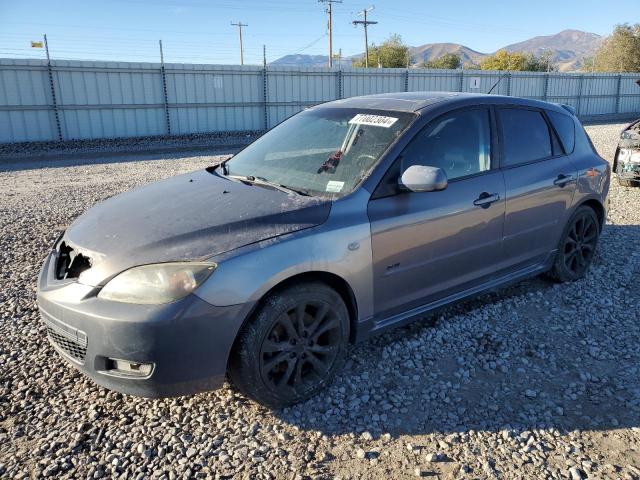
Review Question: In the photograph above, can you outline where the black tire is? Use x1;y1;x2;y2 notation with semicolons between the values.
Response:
228;282;350;408
618;177;637;187
548;206;600;283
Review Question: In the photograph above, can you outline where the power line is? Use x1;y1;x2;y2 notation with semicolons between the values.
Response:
230;21;248;66
318;0;341;68
289;32;327;55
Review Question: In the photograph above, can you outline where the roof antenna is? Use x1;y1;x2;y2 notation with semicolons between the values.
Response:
487;72;510;95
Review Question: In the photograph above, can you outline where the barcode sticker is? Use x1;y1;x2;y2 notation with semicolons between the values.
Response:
326;180;344;192
349;114;398;128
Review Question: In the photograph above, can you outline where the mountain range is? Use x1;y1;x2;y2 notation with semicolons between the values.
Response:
271;30;603;72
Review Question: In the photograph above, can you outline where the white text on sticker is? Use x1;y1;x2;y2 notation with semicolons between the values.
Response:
349;114;398;128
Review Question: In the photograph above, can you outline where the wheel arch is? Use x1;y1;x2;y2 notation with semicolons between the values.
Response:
575;197;605;231
230;270;360;357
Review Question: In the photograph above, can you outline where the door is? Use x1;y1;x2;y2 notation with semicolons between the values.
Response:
368;107;506;318
497;107;578;270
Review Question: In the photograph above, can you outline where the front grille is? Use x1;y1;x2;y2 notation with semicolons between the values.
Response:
40;309;88;364
47;327;87;363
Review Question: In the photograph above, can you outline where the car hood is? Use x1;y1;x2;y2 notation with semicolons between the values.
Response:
65;168;331;286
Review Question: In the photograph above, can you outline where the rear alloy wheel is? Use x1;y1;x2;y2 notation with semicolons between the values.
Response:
549;206;600;282
228;283;349;407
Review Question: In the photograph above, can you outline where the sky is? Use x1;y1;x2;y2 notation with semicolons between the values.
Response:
0;0;636;65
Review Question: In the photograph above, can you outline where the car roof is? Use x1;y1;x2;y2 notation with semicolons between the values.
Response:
318;91;568;115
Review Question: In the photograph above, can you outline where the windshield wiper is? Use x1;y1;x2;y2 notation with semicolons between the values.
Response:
227;175;311;196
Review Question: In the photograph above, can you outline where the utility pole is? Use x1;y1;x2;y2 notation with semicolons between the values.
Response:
352;6;377;68
231;21;248;65
263;44;267;68
319;0;341;68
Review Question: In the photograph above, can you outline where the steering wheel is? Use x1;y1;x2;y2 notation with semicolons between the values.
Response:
354;153;377;171
442;149;472;176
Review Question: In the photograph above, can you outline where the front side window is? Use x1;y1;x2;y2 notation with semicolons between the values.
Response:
401;108;492;181
498;108;552;167
225;108;414;197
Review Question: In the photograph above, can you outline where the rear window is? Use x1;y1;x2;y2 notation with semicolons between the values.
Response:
498;108;552;167
547;110;575;153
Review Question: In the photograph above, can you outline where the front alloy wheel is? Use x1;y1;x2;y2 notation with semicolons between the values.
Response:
260;301;343;396
229;283;349;407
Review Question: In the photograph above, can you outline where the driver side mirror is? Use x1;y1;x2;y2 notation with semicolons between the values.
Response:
398;165;448;192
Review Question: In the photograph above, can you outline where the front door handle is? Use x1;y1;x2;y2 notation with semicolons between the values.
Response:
473;192;500;208
553;174;575;187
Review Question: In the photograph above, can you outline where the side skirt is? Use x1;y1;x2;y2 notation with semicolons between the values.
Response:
354;253;556;342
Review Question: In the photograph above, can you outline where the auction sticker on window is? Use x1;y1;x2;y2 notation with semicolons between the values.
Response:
349;113;398;128
326;180;345;192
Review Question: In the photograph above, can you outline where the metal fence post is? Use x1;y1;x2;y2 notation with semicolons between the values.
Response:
44;35;63;141
159;40;171;136
577;74;584;116
543;73;549;101
506;73;512;96
262;66;269;130
615;74;622;114
404;69;409;92
336;69;343;99
459;71;464;92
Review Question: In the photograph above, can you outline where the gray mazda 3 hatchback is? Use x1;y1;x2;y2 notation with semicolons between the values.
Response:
37;92;610;407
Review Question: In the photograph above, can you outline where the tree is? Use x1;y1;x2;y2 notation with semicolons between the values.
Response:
480;49;553;72
581;57;595;72
527;50;555;72
592;23;640;72
352;34;410;68
422;53;461;70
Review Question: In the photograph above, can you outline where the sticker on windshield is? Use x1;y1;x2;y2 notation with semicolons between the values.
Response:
349;114;398;128
326;180;344;192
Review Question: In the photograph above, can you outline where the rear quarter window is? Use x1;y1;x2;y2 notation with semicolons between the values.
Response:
547;110;575;154
498;108;552;167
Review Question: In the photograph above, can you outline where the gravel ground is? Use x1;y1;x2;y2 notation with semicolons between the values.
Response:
1;123;639;479
0;131;259;162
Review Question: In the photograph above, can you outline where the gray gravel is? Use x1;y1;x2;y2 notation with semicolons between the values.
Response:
1;123;640;479
0;131;259;162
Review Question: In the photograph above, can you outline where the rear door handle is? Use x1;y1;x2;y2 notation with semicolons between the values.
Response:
553;174;575;187
473;192;500;208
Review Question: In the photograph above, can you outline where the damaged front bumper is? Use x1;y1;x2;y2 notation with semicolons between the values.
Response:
36;251;253;398
614;120;640;182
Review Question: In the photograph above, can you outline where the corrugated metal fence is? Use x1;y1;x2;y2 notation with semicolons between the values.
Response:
1;58;639;143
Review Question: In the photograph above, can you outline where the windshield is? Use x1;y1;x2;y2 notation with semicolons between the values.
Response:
225;107;415;197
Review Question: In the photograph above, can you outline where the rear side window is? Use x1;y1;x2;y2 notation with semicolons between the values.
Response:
547;110;575;153
498;108;552;167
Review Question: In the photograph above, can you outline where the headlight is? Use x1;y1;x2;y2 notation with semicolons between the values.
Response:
98;262;216;304
618;148;640;165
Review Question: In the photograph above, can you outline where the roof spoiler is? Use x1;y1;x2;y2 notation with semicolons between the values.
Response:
554;103;577;116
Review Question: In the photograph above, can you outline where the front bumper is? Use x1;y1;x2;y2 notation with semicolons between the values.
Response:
617;159;640;180
36;252;253;398
615;144;640;180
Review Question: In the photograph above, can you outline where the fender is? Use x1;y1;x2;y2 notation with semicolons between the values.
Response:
194;189;375;322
